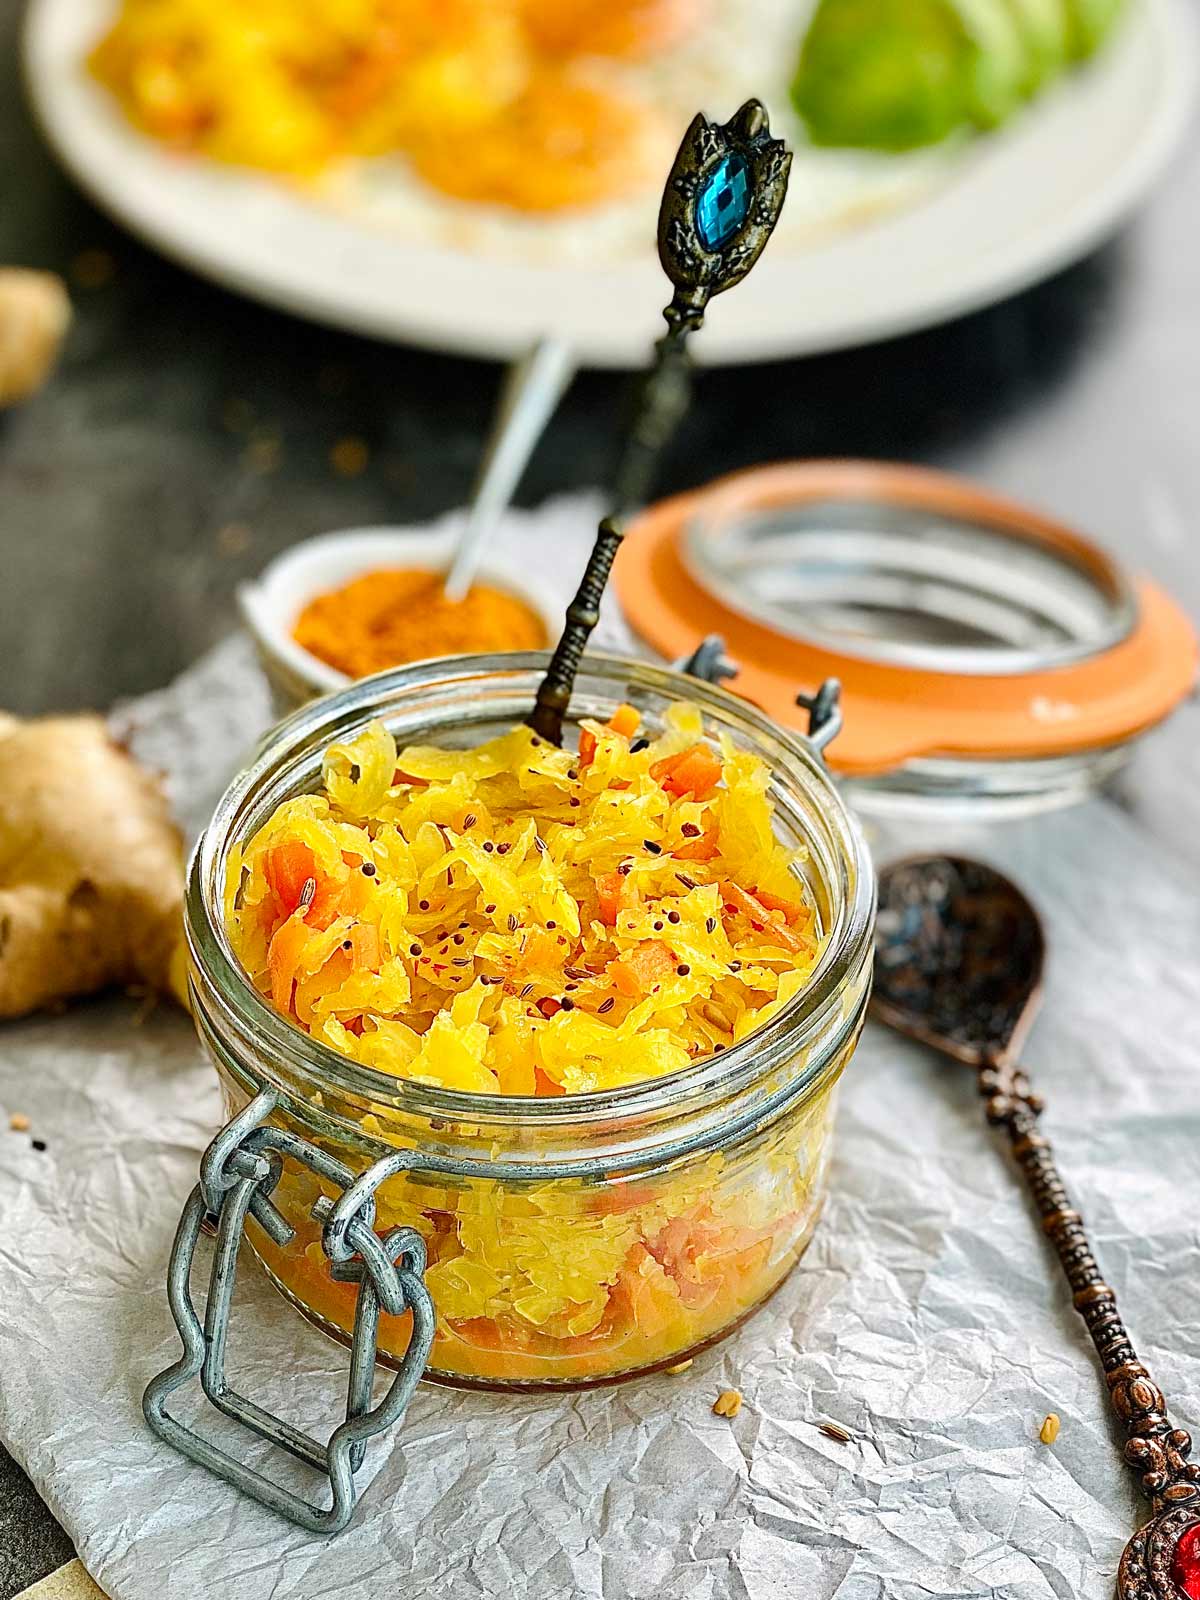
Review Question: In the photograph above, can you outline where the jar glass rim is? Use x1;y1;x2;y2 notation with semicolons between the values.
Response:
187;651;875;1128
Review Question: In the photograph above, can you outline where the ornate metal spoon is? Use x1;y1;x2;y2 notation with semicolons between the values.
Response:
872;855;1200;1600
527;98;792;743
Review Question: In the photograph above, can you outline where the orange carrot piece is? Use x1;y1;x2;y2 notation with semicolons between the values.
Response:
524;929;564;971
667;746;723;799
721;882;812;953
651;744;722;799
588;1183;656;1217
580;705;640;769
267;915;313;1013
350;923;380;970
294;947;353;1026
674;823;720;862
610;939;674;997
265;842;317;916
597;869;636;926
336;870;372;921
752;887;811;926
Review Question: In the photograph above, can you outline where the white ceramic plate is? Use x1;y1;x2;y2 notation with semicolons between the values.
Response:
23;0;1198;368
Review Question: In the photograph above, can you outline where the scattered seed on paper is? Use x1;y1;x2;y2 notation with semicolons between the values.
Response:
817;1421;853;1444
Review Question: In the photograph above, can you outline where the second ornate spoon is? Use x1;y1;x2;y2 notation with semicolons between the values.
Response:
872;854;1200;1600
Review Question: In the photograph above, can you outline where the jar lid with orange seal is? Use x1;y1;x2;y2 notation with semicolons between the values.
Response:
615;461;1198;817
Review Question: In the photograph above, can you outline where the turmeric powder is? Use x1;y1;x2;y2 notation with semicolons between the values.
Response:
292;567;548;679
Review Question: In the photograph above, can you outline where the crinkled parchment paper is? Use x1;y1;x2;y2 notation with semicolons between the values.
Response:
1;497;1198;1600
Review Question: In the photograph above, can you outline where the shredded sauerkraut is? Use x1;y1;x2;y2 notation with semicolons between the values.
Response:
226;701;823;1094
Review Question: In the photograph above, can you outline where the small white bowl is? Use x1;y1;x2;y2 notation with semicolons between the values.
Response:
239;526;563;715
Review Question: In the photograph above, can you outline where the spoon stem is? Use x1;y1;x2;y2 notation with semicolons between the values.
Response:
979;1049;1199;1515
611;291;707;519
527;516;624;742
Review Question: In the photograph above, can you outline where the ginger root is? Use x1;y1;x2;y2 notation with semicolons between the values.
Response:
0;269;72;408
0;714;187;1019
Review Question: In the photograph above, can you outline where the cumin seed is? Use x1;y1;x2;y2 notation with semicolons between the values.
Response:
817;1422;853;1445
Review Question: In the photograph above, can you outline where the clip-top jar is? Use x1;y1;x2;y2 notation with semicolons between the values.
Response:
184;652;874;1389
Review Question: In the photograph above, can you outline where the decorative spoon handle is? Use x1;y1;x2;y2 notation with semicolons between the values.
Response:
979;1049;1200;1592
613;98;791;519
529;98;792;744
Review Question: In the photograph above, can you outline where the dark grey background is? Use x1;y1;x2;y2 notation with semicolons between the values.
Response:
2;0;1197;1588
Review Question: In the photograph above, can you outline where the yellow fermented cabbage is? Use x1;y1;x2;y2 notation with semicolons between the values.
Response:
226;703;823;1095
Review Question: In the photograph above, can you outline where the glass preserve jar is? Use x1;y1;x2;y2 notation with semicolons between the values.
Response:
184;652;875;1392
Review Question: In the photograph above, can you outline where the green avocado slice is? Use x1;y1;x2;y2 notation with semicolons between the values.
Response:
1001;0;1071;92
950;0;1031;126
791;0;973;151
791;0;976;151
790;0;1034;151
1064;0;1127;58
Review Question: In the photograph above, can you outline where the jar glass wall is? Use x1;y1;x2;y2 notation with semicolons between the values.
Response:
186;654;875;1389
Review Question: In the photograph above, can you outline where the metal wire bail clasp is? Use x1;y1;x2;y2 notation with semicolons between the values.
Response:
796;678;843;757
674;633;739;688
142;1088;436;1534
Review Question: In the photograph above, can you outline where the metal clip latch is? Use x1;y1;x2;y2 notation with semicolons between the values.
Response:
674;633;739;687
143;1089;435;1533
796;678;843;756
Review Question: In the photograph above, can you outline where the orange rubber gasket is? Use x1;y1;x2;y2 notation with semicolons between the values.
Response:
615;461;1198;778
